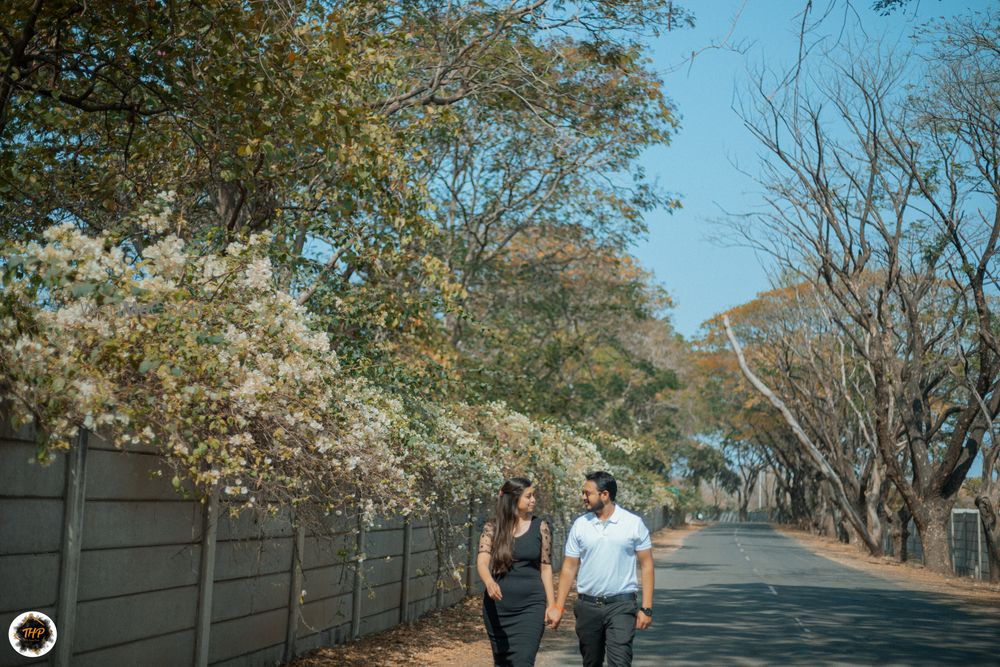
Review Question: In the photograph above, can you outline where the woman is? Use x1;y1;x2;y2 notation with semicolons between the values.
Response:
477;477;555;667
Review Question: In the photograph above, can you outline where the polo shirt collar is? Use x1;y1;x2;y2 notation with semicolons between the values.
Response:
591;504;621;524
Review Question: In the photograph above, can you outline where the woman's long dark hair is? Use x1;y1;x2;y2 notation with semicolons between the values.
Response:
489;477;532;576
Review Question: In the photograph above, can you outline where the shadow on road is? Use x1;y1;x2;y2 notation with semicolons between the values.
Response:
539;523;1000;666
648;583;1000;665
641;523;1000;666
659;562;721;571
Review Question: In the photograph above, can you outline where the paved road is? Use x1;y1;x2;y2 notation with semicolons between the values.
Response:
539;523;1000;666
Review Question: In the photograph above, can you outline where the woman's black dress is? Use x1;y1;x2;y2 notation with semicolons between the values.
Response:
479;516;552;667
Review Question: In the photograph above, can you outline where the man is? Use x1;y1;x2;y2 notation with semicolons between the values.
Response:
546;471;654;667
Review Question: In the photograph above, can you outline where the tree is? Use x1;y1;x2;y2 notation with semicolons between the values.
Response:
448;228;688;474
734;12;1000;573
1;1;692;529
920;11;1000;584
693;282;885;548
393;12;689;472
0;1;691;380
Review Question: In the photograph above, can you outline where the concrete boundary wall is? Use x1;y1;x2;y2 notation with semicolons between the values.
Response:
0;421;672;667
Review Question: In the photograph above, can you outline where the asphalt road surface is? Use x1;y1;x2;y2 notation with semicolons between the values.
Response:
539;522;1000;666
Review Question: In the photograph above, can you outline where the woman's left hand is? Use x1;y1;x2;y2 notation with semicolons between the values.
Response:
485;579;503;601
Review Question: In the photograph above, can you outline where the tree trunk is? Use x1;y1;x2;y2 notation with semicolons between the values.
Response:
821;511;837;539
738;468;758;522
884;512;906;563
892;505;911;563
865;500;883;553
819;483;838;538
738;492;750;522
974;495;1000;584
863;461;885;553
838;516;854;545
913;503;953;575
790;475;811;528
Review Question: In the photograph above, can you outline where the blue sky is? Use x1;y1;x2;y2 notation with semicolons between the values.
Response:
633;0;994;339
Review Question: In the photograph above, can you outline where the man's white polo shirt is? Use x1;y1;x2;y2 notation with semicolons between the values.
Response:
564;504;652;596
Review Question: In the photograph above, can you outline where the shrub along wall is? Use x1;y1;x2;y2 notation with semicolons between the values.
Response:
0;420;671;667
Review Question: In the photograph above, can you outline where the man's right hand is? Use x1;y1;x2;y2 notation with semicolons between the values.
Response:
485;580;503;601
545;607;563;629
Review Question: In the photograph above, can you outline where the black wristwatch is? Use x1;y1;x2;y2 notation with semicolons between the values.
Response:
639;607;653;618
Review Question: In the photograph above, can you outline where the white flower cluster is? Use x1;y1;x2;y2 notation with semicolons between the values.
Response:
400;401;664;522
143;235;187;280
0;220;398;513
1;215;667;522
139;190;178;234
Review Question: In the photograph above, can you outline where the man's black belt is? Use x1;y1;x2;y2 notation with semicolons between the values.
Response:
577;592;636;605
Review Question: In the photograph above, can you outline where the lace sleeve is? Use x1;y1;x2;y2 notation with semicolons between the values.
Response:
540;520;552;565
478;520;495;555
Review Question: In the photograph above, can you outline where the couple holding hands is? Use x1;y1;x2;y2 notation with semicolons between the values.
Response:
476;471;655;667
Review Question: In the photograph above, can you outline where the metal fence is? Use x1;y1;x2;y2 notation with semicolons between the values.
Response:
880;509;991;581
0;419;671;667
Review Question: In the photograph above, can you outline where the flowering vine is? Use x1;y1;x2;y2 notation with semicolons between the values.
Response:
0;214;670;526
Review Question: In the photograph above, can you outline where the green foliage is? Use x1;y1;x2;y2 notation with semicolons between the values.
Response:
0;0;698;518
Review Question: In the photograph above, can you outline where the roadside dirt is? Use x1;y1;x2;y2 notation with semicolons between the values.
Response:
775;524;1000;613
288;522;704;667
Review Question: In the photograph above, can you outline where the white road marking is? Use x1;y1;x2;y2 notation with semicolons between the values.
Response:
768;585;778;596
745;555;751;562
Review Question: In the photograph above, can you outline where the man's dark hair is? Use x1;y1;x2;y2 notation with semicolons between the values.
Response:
586;471;617;501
